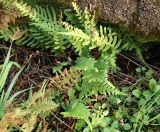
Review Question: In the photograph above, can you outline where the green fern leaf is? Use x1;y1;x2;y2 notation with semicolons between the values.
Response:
14;2;66;52
75;57;96;71
61;101;92;130
72;2;96;30
60;23;90;55
30;98;58;114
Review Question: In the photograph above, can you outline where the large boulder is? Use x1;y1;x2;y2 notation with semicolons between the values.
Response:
58;0;160;43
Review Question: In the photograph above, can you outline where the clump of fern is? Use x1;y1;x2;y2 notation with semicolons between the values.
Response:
0;80;58;131
0;2;126;130
48;3;125;130
4;1;123;96
56;2;123;96
0;0;67;53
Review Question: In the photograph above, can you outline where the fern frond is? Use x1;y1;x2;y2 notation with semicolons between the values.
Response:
0;0;21;28
15;2;54;33
98;26;122;53
61;101;92;130
80;80;123;97
16;26;55;50
0;80;58;131
100;80;124;95
0;26;27;42
74;56;123;97
30;98;57;114
21;115;37;132
53;26;69;52
110;26;139;52
26;81;59;113
35;121;43;132
15;1;57;33
61;22;91;55
0;27;14;41
14;1;34;19
61;22;121;56
72;2;96;30
13;1;67;52
49;68;81;91
101;51;117;68
0;109;25;131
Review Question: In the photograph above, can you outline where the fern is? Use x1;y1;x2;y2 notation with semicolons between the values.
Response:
75;57;124;97
0;0;21;29
49;2;123;97
61;22;121;58
1;1;124;97
0;2;130;131
0;80;58;131
49;68;81;91
61;22;91;55
0;27;14;41
49;56;123;97
16;25;55;50
15;2;123;97
72;2;96;30
13;1;66;52
61;101;92;130
0;1;122;56
25;80;58;113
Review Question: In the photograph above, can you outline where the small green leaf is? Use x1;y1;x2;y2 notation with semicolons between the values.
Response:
130;116;136;123
104;117;112;126
126;96;132;103
83;127;90;132
156;96;160;105
136;67;141;73
52;62;68;73
123;123;131;130
141;67;146;71
143;90;152;99
138;98;146;107
67;88;76;100
155;85;160;92
149;79;156;91
132;89;142;98
75;120;86;131
61;102;92;130
111;121;119;129
115;109;123;119
143;115;150;125
145;70;153;78
75;57;95;71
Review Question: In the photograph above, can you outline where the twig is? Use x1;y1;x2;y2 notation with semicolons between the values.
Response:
119;53;142;67
51;111;72;130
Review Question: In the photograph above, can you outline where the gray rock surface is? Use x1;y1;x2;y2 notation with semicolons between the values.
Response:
58;0;160;42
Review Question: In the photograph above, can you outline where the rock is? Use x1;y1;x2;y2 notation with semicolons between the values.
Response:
57;0;160;43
